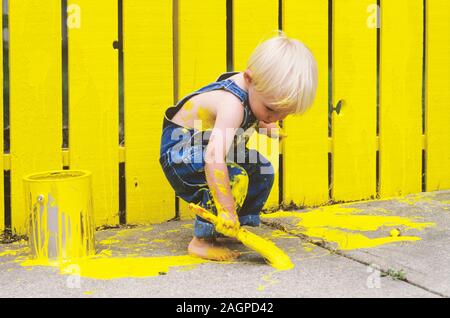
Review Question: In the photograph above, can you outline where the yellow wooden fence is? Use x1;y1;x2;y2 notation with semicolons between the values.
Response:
1;0;449;235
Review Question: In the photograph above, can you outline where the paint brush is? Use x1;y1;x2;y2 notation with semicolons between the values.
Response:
188;203;294;270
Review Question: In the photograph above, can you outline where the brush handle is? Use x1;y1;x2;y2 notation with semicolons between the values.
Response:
188;203;294;270
188;203;219;225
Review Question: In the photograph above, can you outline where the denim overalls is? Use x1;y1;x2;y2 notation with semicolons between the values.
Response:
159;72;275;239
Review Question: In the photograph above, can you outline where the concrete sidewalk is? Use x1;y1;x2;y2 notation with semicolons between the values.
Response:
0;190;449;298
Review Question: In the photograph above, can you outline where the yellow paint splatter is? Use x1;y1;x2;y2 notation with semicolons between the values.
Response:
395;193;437;205
229;168;248;209
214;169;226;181
257;271;279;292
270;230;297;239
302;243;315;252
151;239;168;244
261;204;435;250
21;255;208;280
197;106;215;130
0;247;28;257
98;249;113;257
99;239;120;245
184;101;193;111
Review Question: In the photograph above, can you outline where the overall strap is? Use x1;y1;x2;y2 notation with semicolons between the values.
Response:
163;72;249;128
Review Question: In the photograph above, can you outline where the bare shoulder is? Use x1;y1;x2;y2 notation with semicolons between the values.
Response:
215;91;244;122
217;90;244;109
192;89;244;116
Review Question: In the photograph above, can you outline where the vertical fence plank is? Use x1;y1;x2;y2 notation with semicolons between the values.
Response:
333;0;377;201
177;0;227;219
124;0;174;224
379;0;423;197
283;0;329;207
9;1;62;234
68;1;119;227
426;0;450;190
233;0;279;209
0;18;3;232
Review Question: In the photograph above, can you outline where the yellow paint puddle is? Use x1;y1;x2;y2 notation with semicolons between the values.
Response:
262;204;435;250
21;255;208;280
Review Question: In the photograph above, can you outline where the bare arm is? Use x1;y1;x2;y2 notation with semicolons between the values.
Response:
204;99;244;237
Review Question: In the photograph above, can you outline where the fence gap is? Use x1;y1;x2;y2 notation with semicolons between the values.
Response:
2;0;8;154
173;0;180;219
117;0;126;225
376;0;380;197
421;0;427;192
62;0;69;153
278;0;284;206
2;0;10;232
328;0;333;200
226;0;233;72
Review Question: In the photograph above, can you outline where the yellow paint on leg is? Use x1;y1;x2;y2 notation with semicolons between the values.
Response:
229;167;249;209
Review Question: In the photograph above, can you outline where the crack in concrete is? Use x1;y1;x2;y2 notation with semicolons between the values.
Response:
261;219;447;298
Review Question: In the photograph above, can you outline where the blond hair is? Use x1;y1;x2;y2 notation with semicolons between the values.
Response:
246;32;318;115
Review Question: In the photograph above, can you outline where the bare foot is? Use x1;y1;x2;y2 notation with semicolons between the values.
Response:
188;237;241;261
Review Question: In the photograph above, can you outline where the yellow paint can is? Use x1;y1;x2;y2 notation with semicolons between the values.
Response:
23;170;95;261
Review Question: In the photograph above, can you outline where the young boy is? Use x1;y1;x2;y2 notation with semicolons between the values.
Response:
159;33;318;261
